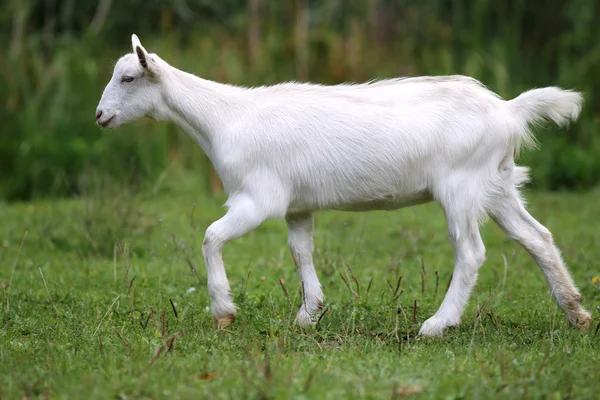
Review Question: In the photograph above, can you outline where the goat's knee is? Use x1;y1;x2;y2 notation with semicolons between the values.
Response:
459;245;486;273
504;210;554;247
536;226;554;246
471;244;486;268
512;227;555;260
202;225;224;252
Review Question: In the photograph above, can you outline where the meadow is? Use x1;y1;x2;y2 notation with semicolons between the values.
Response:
1;172;599;399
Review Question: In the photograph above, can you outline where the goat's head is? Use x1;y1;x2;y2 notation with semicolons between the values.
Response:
96;34;163;128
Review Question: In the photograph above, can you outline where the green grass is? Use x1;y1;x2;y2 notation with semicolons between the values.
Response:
1;182;599;399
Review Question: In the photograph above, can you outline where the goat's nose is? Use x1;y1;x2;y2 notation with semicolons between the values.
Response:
96;109;103;121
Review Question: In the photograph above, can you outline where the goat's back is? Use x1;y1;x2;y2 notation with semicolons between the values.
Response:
216;78;539;212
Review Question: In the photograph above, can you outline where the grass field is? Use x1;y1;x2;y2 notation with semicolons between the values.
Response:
1;180;599;399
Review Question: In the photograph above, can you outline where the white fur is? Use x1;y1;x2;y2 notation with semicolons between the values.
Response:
96;34;592;335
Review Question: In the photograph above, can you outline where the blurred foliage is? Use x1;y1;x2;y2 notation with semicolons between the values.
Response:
1;0;600;200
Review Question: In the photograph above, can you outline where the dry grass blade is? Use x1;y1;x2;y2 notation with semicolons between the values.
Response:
420;257;426;297
166;332;181;355
93;295;121;336
475;290;493;320
161;307;167;339
386;279;395;292
113;243;117;286
186;257;202;284
241;265;251;303
38;267;59;316
6;230;28;313
345;262;360;298
278;278;291;306
113;328;129;349
470;289;493;347
190;203;197;229
365;277;373;301
487;312;499;330
2;320;12;332
434;271;439;299
391;274;402;302
396;301;411;350
340;272;359;298
411;300;418;324
392;289;404;303
127;275;136;295
121;242;131;285
140;309;152;329
316;306;329;326
170;299;178;319
149;346;164;366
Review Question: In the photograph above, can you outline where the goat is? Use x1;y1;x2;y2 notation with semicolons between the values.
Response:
96;34;592;337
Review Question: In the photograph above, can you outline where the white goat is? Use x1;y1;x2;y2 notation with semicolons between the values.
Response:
96;34;592;336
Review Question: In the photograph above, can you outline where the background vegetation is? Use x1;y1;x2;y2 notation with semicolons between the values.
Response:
1;0;600;201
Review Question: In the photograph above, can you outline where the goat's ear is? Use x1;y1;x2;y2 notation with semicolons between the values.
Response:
135;45;149;70
131;34;146;55
131;34;157;76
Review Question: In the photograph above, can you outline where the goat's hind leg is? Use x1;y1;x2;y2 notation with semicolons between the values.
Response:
491;190;592;329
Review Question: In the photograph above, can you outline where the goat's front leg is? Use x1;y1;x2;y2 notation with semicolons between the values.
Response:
203;195;268;329
286;212;324;326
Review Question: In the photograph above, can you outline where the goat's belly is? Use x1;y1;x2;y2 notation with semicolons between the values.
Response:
331;191;433;212
287;190;432;214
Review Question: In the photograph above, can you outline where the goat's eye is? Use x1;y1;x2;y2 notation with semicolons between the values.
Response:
121;76;135;83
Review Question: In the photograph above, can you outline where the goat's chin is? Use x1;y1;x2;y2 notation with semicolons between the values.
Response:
97;113;121;129
102;118;122;129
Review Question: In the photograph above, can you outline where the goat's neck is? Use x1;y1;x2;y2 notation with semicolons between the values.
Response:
160;66;240;157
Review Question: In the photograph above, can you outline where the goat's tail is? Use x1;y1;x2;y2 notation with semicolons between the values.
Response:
507;87;583;151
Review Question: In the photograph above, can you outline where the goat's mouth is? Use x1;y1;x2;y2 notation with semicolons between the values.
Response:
97;114;116;128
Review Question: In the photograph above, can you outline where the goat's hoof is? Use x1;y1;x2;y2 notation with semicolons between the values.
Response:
295;308;317;327
214;313;235;330
419;316;455;337
295;301;324;327
569;311;593;330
